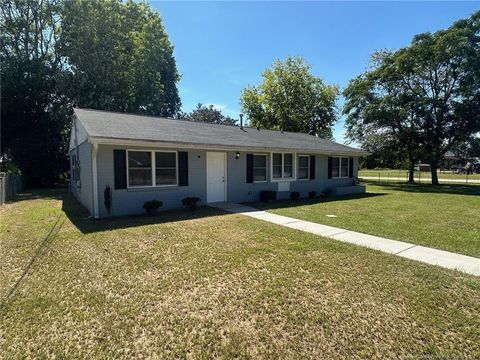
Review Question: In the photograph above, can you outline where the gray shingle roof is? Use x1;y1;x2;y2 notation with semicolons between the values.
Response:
74;108;368;155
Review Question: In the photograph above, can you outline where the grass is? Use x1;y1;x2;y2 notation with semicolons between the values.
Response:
1;189;480;358
359;168;480;181
252;181;480;258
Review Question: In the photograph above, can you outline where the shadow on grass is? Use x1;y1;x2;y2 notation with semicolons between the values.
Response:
362;180;480;196
249;192;386;212
61;191;228;234
7;188;66;202
0;214;66;312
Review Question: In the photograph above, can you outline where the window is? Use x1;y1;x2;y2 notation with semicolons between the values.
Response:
128;151;152;186
271;153;295;180
127;150;178;187
298;155;309;180
284;153;293;178
340;157;349;177
253;154;267;182
332;157;349;178
272;153;282;179
71;154;80;181
156;152;177;185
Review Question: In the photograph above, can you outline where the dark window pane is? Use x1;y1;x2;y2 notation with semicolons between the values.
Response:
129;169;152;186
273;153;282;166
128;151;152;186
156;168;176;185
253;155;266;167
298;167;308;179
332;157;340;177
284;153;293;166
253;168;266;182
284;165;293;178
128;151;151;168
341;157;349;177
273;165;282;178
299;156;309;167
156;152;176;168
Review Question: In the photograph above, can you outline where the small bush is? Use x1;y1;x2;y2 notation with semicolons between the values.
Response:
308;191;316;199
290;191;300;200
182;197;201;210
260;190;276;202
143;200;163;216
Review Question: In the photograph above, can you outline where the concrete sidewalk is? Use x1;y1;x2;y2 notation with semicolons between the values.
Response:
211;202;480;277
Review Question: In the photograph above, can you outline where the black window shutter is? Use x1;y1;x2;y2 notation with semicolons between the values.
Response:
178;151;188;186
349;157;354;178
309;155;315;180
328;157;333;179
113;149;127;189
246;154;253;183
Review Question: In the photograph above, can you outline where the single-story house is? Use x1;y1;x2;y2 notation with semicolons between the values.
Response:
69;108;369;218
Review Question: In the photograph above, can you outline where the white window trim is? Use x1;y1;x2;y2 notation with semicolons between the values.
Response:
126;149;179;188
252;153;268;183
270;152;296;182
298;154;310;181
331;156;350;179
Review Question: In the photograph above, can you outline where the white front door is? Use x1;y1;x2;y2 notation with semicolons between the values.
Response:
206;152;227;203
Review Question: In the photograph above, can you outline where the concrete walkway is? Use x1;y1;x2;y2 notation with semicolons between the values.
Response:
211;202;480;277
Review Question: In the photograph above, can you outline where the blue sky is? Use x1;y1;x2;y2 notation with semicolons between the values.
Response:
153;1;479;143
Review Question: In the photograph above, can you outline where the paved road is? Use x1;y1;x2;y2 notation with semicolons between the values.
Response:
360;176;480;184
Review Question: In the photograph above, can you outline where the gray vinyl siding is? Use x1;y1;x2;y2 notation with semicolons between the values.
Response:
227;152;357;203
93;145;360;218
96;145;206;217
69;141;94;213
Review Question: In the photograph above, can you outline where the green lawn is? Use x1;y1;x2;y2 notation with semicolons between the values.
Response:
1;189;480;358
359;169;480;181
252;181;480;258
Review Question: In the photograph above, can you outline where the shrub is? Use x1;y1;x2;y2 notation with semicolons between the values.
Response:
260;190;276;202
308;191;316;199
290;191;300;200
182;197;201;210
143;200;163;216
104;184;112;215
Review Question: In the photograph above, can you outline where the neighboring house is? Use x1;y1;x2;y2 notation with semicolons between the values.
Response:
69;108;368;218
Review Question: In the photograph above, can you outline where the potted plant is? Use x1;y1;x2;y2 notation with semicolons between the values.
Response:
143;200;163;216
290;191;300;200
182;197;201;211
104;184;112;215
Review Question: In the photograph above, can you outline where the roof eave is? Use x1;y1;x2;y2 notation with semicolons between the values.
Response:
89;136;370;157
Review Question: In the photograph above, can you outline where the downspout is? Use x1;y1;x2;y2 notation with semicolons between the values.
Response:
92;141;99;219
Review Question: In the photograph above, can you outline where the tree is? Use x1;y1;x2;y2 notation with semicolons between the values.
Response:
344;11;480;185
395;12;480;184
240;56;338;138
183;103;236;126
59;0;181;117
1;0;181;186
1;0;70;185
344;51;423;183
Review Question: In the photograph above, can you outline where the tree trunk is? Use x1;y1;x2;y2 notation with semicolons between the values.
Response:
408;162;416;184
430;161;439;185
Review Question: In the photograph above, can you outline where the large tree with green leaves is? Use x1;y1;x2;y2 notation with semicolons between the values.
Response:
184;103;237;126
1;0;70;185
240;56;339;138
344;11;480;185
344;51;423;184
1;0;181;186
59;0;181;116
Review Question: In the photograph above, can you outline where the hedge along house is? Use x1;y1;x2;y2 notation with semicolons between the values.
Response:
69;108;369;218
